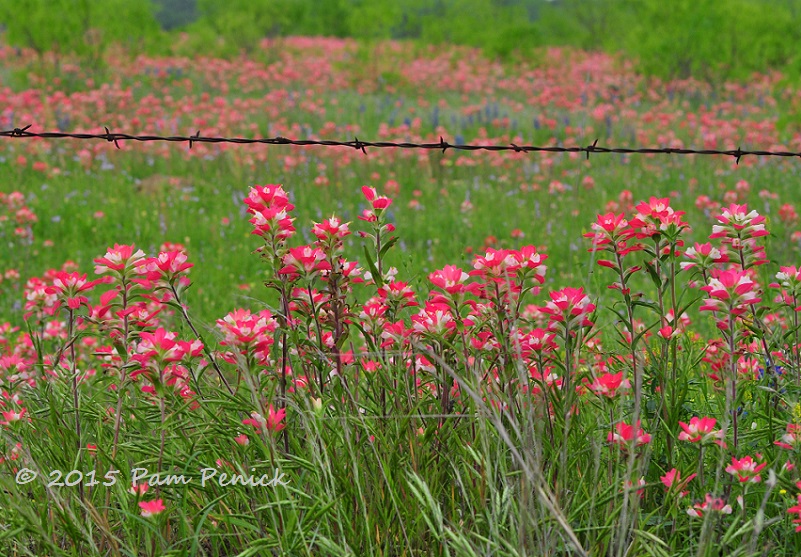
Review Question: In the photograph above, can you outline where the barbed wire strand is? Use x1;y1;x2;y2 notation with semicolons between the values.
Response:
2;126;801;163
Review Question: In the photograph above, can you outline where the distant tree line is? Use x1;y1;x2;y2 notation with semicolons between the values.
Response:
1;0;799;81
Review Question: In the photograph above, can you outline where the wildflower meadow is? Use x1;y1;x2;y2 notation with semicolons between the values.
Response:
4;33;801;557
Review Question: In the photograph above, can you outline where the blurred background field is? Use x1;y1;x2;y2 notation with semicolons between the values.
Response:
2;0;801;326
5;0;801;82
5;3;801;556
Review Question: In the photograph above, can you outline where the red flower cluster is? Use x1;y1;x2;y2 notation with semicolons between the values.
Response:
245;184;296;241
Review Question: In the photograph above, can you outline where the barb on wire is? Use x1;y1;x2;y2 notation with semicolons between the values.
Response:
3;126;801;162
586;138;599;160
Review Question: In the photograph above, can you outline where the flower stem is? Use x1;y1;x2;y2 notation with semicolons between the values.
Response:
170;284;230;395
68;308;84;502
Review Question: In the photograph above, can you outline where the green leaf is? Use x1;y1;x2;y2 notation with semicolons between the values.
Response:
632;299;661;313
351;321;377;353
378;235;399;259
362;245;384;288
631;529;671;557
642;260;662;289
335;328;350;350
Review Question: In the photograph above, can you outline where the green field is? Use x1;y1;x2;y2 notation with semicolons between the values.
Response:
2;39;800;325
3;22;801;557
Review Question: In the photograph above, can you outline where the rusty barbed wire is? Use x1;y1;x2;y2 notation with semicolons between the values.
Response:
2;125;801;164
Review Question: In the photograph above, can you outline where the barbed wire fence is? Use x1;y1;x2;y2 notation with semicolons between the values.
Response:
2;125;801;164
